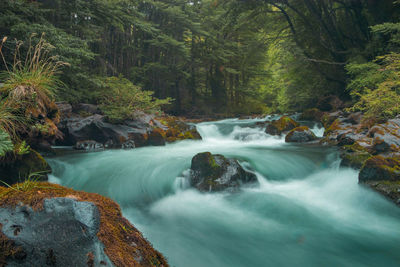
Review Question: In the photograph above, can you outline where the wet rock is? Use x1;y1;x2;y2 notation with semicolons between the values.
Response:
0;184;168;267
285;126;318;143
74;140;104;151
159;117;202;142
368;118;400;154
340;143;372;169
265;116;299;136
57;114;134;147
147;129;166;146
0;149;51;185
359;155;400;182
190;152;257;192
321;111;344;129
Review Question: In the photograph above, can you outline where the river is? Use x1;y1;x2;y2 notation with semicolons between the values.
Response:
47;116;400;267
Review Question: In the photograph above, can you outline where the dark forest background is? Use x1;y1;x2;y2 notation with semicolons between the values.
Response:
1;0;399;117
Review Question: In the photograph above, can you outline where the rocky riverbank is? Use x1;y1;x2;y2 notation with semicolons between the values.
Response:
0;182;168;267
297;109;400;206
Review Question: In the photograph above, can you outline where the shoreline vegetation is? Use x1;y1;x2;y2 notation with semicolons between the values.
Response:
0;0;400;266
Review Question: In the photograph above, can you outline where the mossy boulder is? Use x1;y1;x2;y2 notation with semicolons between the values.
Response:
340;143;372;169
321;111;343;129
299;108;325;122
359;155;400;182
285;126;318;143
0;182;168;267
190;152;257;192
265;116;299;136
159;116;202;143
0;150;51;185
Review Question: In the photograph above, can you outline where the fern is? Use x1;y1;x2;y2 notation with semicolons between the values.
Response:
0;130;13;157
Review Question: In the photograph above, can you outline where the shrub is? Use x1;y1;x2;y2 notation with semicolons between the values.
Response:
346;53;400;122
0;34;68;117
99;76;173;123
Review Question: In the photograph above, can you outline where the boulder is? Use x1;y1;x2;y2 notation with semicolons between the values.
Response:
285;126;318;143
265;116;299;136
0;149;51;185
340;143;372;169
0;183;168;267
57;115;135;148
368;118;400;154
189;152;257;192
359;155;400;182
158;117;202;142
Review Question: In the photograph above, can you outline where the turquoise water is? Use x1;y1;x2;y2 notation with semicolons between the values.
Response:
48;117;400;267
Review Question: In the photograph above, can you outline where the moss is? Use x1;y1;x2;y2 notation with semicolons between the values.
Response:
324;119;342;136
343;142;369;153
0;183;168;267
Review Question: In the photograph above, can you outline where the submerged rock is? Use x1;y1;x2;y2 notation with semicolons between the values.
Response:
265;116;299;136
285;126;317;143
189;152;257;192
0;183;168;267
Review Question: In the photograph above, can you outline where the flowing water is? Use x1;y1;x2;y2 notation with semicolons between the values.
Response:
48;117;400;267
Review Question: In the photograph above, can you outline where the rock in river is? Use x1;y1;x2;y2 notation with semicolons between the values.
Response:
285;126;317;143
189;152;257;192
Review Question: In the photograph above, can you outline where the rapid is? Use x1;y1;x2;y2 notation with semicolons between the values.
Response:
47;116;400;267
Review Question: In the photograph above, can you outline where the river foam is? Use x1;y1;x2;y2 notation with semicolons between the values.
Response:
48;117;400;267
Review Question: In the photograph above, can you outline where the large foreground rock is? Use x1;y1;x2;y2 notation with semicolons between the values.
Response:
265;116;299;136
190;152;257;192
285;126;317;143
0;183;168;267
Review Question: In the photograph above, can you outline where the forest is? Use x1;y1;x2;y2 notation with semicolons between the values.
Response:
2;1;400;266
0;0;398;118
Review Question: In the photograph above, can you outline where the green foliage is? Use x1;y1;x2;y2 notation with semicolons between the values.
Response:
99;76;173;123
14;140;30;156
347;53;400;121
0;34;68;116
0;99;26;139
0;130;13;157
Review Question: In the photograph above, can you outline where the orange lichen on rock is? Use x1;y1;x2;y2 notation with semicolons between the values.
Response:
0;183;168;267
